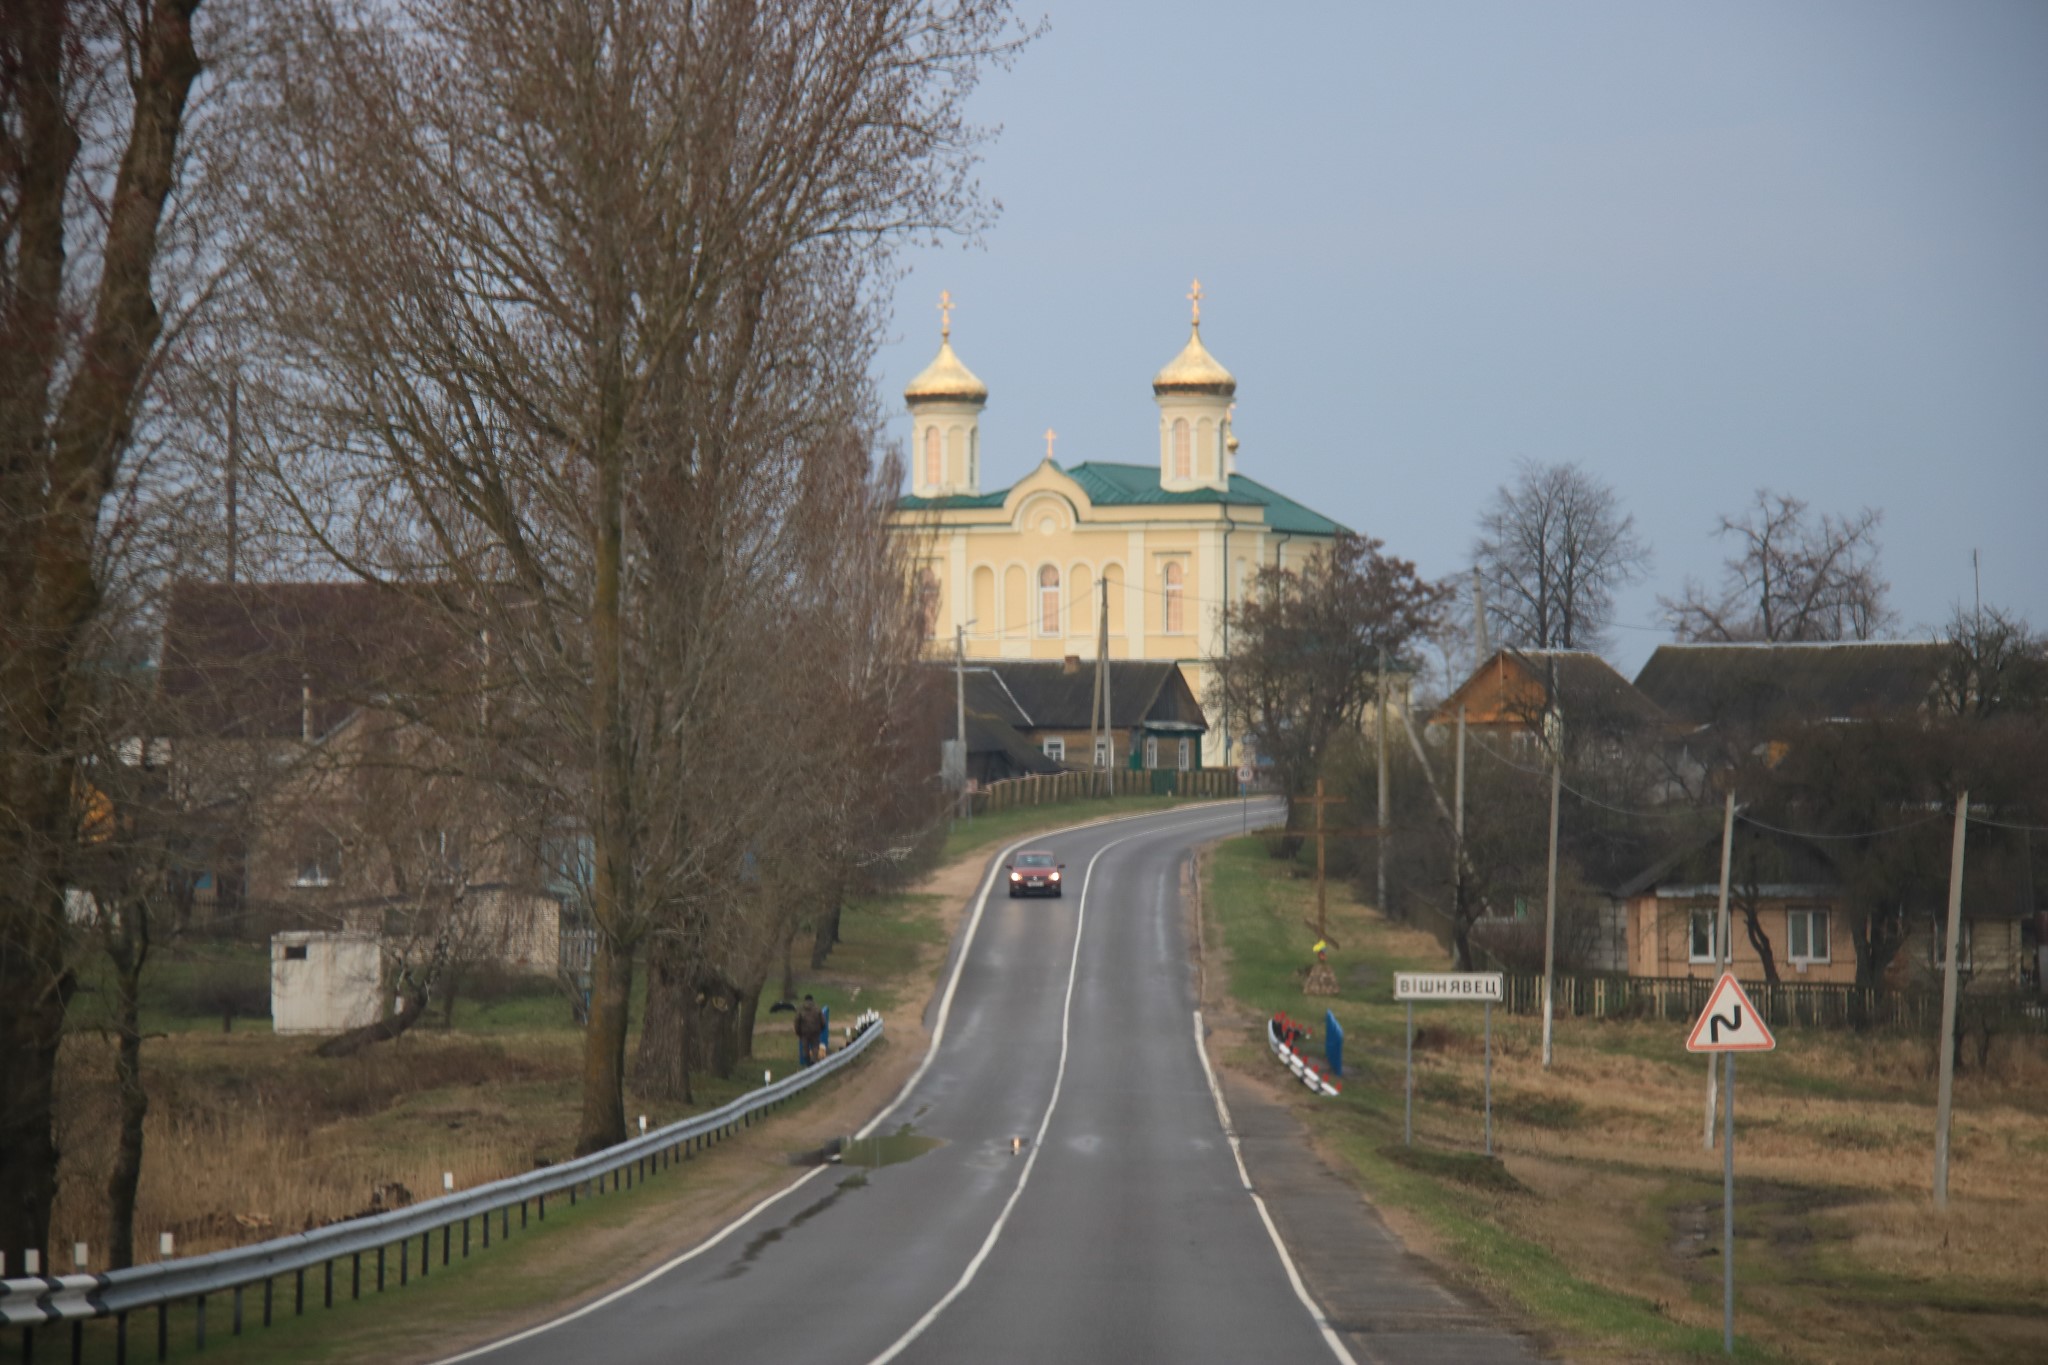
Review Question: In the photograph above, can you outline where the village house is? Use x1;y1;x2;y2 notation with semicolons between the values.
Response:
943;657;1210;779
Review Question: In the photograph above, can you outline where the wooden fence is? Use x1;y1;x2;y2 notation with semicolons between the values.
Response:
968;766;1246;814
1496;971;2047;1033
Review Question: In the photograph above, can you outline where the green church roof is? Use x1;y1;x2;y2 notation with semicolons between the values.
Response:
896;461;1347;536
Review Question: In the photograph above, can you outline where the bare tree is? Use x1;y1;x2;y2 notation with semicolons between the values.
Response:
1661;490;1895;642
0;0;220;1264
1472;460;1651;651
247;0;1023;1153
1210;535;1451;830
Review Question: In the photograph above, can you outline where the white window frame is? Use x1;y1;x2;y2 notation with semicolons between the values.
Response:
1093;736;1111;768
1038;565;1061;637
1786;907;1831;965
1144;736;1159;769
1162;560;1187;634
293;833;340;889
1688;907;1718;964
1177;738;1192;770
1042;737;1065;763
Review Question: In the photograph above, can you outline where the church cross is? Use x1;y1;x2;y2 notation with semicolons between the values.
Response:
1299;777;1385;946
1187;278;1203;326
1044;428;1057;461
938;289;955;341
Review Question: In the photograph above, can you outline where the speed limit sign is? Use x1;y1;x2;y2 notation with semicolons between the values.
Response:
1236;764;1254;784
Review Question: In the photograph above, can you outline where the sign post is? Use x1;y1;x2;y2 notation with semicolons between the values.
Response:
1393;972;1504;1153
1686;971;1777;1356
1237;763;1253;833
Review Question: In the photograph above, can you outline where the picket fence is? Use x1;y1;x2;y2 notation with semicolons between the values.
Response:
968;766;1245;813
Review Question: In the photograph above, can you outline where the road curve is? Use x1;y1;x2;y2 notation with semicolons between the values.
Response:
441;801;1363;1364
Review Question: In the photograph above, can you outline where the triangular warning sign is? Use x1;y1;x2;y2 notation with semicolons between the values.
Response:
1685;972;1777;1053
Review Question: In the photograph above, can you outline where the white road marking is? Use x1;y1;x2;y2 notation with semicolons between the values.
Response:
864;805;1254;1365
1192;1009;1361;1365
431;803;1248;1364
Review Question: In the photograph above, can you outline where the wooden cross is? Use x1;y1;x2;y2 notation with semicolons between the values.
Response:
1044;427;1057;461
1187;278;1203;326
938;289;955;340
1300;777;1385;946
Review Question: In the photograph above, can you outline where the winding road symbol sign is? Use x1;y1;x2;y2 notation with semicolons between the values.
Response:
1685;972;1777;1053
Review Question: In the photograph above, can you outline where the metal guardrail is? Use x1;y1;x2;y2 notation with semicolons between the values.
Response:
3;1016;883;1361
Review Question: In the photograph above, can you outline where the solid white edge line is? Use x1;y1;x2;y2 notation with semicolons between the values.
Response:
1195;1012;1358;1365
430;803;1248;1364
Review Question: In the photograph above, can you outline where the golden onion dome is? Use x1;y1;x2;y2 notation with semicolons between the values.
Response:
904;338;988;405
1151;325;1237;397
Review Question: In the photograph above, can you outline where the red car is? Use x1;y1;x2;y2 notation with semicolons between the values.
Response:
1006;850;1065;898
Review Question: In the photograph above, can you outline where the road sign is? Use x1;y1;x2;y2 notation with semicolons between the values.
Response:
1236;763;1253;784
1393;971;1503;1001
1685;973;1776;1053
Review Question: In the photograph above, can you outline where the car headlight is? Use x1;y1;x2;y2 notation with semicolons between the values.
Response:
1009;871;1021;881
1049;871;1060;881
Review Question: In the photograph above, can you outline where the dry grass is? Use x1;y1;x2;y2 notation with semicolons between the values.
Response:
1212;837;2048;1364
51;1029;598;1263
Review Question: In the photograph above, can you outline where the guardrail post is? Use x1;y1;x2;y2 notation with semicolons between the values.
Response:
536;1194;545;1222
375;1245;384;1293
115;1313;128;1365
442;1224;451;1267
398;1238;408;1286
295;1267;305;1316
20;1324;31;1365
70;1320;81;1364
156;1302;166;1360
466;1216;474;1256
263;1276;273;1327
232;1283;242;1335
194;1294;205;1349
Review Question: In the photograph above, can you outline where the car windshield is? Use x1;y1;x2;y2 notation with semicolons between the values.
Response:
1016;853;1055;868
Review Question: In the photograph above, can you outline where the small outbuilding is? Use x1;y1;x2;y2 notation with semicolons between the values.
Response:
270;931;383;1035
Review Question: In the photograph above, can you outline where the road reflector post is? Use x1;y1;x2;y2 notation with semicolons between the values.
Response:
1685;970;1777;1356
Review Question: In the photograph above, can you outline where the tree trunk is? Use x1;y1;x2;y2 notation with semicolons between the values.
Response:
106;898;150;1270
633;938;692;1103
0;872;73;1270
811;897;843;970
575;932;634;1154
1740;904;1780;984
314;989;430;1058
683;964;744;1081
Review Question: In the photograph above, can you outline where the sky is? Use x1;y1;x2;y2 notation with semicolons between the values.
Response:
875;0;2048;673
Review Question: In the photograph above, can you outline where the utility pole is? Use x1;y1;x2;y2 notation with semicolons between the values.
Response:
1376;645;1390;918
1706;787;1735;1150
1541;756;1560;1068
955;624;969;822
225;370;240;583
1934;790;1969;1209
1472;568;1490;658
1094;575;1111;792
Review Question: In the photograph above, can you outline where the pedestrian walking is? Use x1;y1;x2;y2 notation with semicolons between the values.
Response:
795;994;824;1066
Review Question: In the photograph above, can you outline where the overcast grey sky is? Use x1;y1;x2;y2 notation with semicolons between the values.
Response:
876;0;2048;671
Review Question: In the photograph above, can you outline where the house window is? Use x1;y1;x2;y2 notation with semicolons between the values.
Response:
1043;737;1065;763
293;832;341;888
1930;917;1974;972
1171;419;1191;480
1688;907;1718;963
1177;738;1191;770
1144;736;1159;769
1787;908;1830;965
924;427;941;488
1038;565;1061;635
1163;561;1185;633
1094;736;1111;768
283;943;309;961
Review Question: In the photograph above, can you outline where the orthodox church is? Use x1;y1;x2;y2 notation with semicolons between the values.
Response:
888;285;1347;768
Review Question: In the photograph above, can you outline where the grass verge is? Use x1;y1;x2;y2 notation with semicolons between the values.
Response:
1200;833;2048;1364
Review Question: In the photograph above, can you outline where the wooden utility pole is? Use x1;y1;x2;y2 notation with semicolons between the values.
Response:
1093;575;1112;791
225;371;241;583
955;624;969;820
1541;755;1561;1069
1306;779;1343;943
1934;790;1969;1209
1706;787;1735;1150
1376;645;1390;919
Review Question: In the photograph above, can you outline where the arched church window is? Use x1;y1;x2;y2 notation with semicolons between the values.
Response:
924;427;941;489
916;567;940;637
1039;565;1061;636
1171;419;1191;481
1163;561;1185;633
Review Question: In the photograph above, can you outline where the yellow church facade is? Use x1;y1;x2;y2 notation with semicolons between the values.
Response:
888;289;1348;767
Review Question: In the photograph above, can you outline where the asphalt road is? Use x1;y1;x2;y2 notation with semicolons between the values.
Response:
443;801;1516;1365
